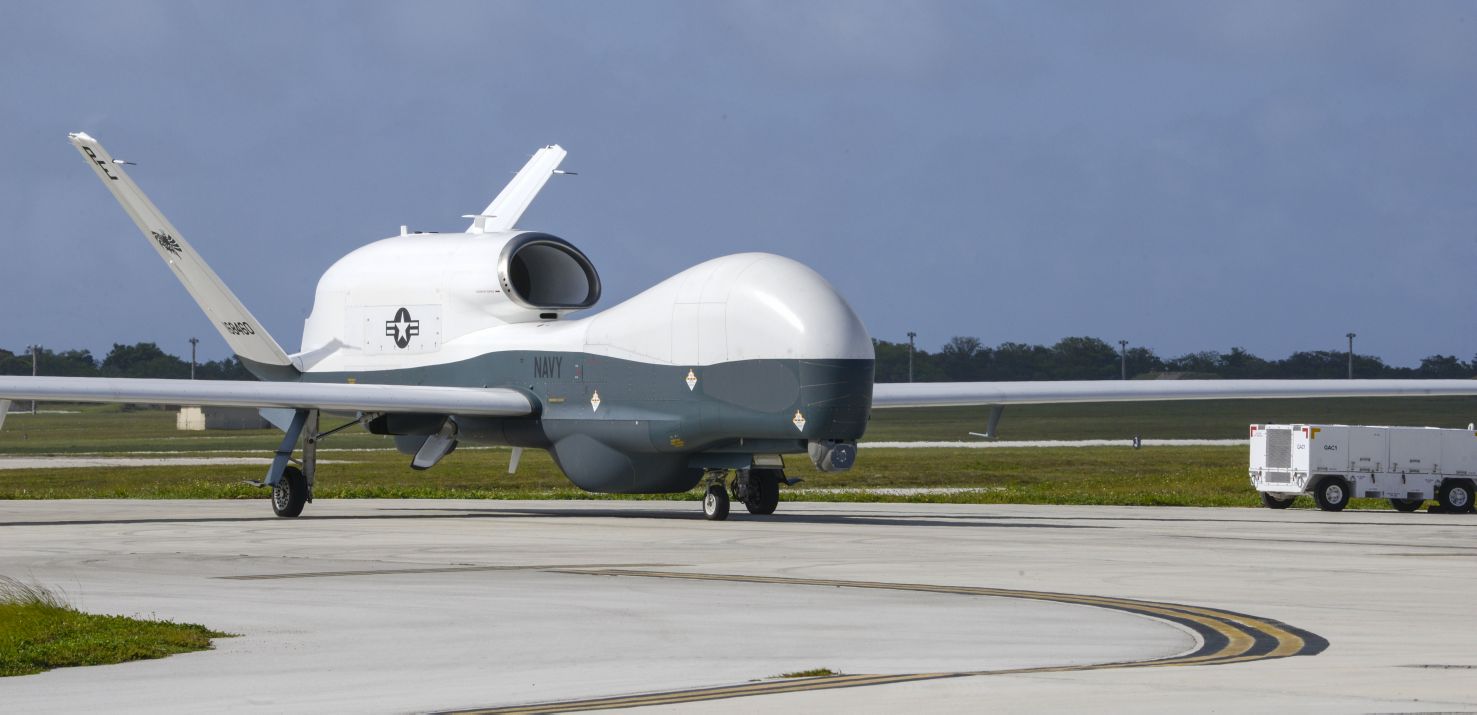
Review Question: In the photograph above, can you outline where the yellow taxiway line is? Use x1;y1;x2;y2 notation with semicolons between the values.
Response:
445;568;1326;714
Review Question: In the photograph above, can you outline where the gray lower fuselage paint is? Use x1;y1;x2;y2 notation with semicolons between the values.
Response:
280;352;873;494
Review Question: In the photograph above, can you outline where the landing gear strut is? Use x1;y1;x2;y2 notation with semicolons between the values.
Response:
257;409;367;518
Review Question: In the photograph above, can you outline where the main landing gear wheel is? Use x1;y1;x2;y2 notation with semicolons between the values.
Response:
272;466;308;518
742;468;782;516
1313;478;1350;512
1438;481;1474;514
1389;498;1424;513
1261;492;1295;509
703;484;730;521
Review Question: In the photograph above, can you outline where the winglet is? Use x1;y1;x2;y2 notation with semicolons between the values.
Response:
467;145;567;234
68;132;296;373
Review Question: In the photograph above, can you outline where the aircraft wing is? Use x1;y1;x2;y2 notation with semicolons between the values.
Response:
872;379;1477;408
0;377;534;416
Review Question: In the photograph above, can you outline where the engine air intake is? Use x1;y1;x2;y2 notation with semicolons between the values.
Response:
498;233;601;310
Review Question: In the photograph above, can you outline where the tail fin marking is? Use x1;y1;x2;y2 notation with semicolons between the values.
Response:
68;132;295;371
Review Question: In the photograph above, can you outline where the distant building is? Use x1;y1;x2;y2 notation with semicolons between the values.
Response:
177;406;270;431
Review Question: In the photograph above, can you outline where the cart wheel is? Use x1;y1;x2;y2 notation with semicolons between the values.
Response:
1260;492;1295;509
1389;498;1423;513
1438;481;1474;514
1312;478;1349;512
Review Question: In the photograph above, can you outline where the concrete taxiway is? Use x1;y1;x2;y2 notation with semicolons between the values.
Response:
0;499;1473;713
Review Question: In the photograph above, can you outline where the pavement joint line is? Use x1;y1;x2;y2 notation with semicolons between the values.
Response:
442;568;1327;714
215;563;680;580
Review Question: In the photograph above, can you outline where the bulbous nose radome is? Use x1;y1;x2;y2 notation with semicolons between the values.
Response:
722;254;874;361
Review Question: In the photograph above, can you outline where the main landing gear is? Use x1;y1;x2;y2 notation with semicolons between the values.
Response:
700;467;788;520
253;409;368;518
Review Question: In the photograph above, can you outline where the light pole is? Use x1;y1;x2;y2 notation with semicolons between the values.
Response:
189;337;199;380
1118;340;1128;380
1346;332;1356;379
907;332;917;383
29;344;38;414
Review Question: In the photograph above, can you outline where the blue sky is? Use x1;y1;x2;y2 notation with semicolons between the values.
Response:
1;1;1473;366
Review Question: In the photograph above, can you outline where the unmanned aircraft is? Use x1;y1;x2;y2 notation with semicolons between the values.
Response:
3;134;1474;520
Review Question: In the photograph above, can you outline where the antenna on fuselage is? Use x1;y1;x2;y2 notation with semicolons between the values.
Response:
466;145;570;234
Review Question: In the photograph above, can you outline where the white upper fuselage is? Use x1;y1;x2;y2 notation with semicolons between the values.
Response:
297;232;874;374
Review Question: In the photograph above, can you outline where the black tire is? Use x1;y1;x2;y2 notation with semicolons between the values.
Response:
702;484;730;521
744;468;782;515
1312;478;1349;512
272;466;308;518
1438;480;1474;514
1389;498;1424;513
1260;492;1295;510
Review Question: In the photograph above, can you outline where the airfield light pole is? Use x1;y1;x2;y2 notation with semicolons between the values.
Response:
907;332;917;383
1119;340;1128;380
30;344;38;414
189;337;199;380
1346;332;1356;379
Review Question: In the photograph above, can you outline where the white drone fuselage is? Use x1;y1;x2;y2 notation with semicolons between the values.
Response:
298;231;873;378
293;228;877;493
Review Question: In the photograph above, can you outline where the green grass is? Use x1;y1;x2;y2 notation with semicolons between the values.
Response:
3;399;1472;509
863;396;1477;441
0;576;229;677
0;404;381;455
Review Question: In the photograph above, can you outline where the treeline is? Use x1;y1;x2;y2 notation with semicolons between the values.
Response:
877;336;1477;382
0;343;255;380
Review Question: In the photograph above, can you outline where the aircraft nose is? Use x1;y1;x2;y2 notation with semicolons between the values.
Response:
724;254;873;361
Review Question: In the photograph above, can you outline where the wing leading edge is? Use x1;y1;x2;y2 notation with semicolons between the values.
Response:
0;377;533;416
873;379;1477;408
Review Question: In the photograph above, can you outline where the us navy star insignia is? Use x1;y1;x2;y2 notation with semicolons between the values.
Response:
384;307;420;349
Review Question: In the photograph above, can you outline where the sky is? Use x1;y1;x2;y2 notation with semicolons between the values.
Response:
1;1;1473;367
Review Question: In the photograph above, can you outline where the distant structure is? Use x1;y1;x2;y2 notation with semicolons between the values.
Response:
177;406;270;431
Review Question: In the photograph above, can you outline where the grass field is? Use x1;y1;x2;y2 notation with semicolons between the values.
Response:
2;397;1474;509
0;577;227;677
865;396;1477;441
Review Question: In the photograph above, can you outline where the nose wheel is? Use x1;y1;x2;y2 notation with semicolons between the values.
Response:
702;483;730;520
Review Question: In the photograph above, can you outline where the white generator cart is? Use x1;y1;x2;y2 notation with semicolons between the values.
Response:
1249;424;1477;513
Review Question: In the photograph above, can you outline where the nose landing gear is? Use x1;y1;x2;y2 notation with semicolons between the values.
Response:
701;466;787;520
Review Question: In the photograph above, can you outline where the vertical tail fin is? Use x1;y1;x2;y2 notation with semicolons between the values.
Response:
68;132;297;377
